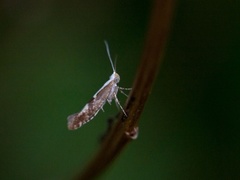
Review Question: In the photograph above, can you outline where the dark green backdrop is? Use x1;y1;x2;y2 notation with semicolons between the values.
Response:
1;0;239;179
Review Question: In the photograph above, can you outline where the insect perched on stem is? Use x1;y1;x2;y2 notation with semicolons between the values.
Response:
67;41;131;130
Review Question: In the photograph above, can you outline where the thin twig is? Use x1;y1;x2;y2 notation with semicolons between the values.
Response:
75;0;175;179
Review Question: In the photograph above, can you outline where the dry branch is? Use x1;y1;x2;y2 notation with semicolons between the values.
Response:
75;0;175;179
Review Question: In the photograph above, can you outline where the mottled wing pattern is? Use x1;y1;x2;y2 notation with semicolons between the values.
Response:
67;81;115;130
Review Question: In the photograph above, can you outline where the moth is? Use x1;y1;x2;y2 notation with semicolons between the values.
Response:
67;41;131;130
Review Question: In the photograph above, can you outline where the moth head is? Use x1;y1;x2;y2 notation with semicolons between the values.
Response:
110;72;120;83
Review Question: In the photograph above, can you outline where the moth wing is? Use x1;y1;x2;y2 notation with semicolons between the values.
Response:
67;113;79;129
67;81;115;130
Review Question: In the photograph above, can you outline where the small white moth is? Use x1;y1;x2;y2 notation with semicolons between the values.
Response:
67;41;130;130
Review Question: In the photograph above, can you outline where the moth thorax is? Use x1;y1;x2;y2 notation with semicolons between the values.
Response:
110;72;120;83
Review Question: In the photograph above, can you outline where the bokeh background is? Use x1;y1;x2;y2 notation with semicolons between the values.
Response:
1;0;239;179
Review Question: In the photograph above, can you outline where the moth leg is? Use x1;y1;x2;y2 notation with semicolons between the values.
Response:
101;107;105;112
118;87;132;97
119;87;132;90
114;98;120;110
114;93;127;117
119;89;129;97
107;99;112;105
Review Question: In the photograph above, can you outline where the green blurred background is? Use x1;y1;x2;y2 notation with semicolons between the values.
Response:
1;0;239;179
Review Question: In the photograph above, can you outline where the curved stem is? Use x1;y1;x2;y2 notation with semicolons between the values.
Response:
75;0;175;179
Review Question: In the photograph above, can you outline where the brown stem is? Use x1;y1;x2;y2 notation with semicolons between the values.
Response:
75;0;175;179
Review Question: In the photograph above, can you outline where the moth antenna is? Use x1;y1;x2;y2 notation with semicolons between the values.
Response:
114;55;118;72
104;40;116;72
